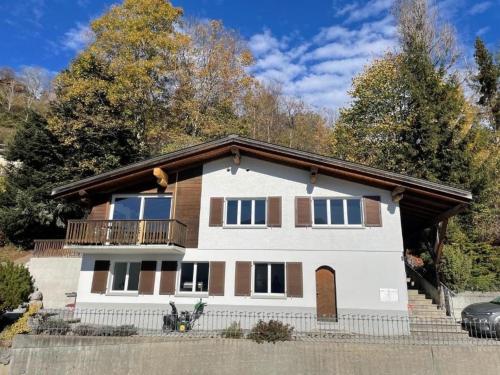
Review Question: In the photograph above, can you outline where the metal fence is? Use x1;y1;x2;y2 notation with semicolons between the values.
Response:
27;309;499;346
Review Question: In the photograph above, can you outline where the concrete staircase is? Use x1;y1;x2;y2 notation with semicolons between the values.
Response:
407;277;468;338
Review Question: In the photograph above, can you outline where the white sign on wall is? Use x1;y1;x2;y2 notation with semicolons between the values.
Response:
380;288;399;302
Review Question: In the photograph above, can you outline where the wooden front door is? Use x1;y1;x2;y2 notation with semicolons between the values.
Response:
315;266;337;318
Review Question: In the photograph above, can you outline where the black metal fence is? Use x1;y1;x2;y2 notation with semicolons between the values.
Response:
27;309;499;346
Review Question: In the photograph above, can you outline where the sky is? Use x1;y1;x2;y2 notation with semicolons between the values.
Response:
0;0;498;111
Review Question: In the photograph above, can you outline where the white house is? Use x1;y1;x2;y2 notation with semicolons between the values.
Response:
48;135;472;319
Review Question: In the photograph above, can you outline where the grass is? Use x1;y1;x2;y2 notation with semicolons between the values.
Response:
0;245;32;264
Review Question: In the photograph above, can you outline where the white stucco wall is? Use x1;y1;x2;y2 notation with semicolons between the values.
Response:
76;156;408;315
27;257;82;308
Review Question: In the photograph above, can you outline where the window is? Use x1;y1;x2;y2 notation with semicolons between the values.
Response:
346;199;362;225
179;262;209;293
111;262;141;292
253;263;285;295
312;198;363;226
111;195;172;220
225;199;266;226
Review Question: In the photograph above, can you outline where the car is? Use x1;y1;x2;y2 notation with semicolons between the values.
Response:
461;296;500;338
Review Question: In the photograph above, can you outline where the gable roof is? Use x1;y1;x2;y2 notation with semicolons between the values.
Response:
52;134;472;225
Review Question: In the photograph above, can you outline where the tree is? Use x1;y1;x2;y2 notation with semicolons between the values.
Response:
333;0;499;290
0;112;81;248
19;67;51;119
0;67;21;113
473;37;499;131
0;261;34;313
158;19;255;152
48;0;186;172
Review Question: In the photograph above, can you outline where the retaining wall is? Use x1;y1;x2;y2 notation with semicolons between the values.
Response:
8;335;500;375
451;292;499;318
27;257;82;308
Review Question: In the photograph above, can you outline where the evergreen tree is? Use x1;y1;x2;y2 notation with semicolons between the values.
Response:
0;261;34;313
0;112;81;248
473;37;499;131
333;0;499;290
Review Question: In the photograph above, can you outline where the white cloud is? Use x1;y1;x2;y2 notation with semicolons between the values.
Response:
248;29;281;56
249;13;397;111
467;1;492;15
476;26;490;36
336;0;394;23
62;23;94;52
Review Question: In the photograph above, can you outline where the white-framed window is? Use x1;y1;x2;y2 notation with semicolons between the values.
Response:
178;262;210;293
225;198;266;226
312;197;363;226
252;263;286;295
109;261;141;292
110;194;172;220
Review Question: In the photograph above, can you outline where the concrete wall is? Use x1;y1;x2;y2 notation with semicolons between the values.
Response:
27;257;82;308
76;156;408;316
452;292;499;318
9;336;500;375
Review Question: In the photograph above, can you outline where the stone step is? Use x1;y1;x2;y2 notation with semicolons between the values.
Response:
409;304;440;311
407;289;424;296
409;312;448;319
408;299;437;310
408;293;432;301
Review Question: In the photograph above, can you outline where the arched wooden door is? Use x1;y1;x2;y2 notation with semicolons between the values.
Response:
315;266;337;318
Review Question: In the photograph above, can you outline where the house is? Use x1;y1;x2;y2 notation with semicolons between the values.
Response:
49;135;472;319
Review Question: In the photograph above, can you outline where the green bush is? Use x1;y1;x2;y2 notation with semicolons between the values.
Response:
220;322;244;339
440;244;472;291
248;320;294;343
0;261;34;313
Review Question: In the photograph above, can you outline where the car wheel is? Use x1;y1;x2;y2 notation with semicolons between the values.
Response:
495;320;500;340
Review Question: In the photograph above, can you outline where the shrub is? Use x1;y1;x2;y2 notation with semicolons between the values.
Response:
0;261;34;313
72;324;137;337
220;321;244;339
32;319;70;336
248;320;294;344
0;304;40;340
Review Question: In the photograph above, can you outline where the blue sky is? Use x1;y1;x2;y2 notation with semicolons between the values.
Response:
1;0;498;110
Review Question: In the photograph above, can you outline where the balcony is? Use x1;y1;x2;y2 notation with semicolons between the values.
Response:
64;219;187;254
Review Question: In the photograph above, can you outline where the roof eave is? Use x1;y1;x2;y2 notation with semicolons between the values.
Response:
51;135;472;203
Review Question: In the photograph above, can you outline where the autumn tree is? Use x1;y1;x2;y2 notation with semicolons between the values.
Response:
49;0;187;175
242;82;331;154
158;19;255;152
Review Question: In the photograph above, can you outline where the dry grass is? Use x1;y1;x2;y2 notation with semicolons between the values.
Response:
0;245;32;264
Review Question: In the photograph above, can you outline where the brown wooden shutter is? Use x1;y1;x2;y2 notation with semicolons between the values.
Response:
209;197;224;227
138;261;157;294
286;262;303;297
209;261;225;296
295;197;312;227
267;197;282;227
159;261;177;295
91;260;110;294
234;261;251;296
363;196;382;227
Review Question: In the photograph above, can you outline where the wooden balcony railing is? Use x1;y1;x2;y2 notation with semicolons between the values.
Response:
65;220;187;247
33;239;78;257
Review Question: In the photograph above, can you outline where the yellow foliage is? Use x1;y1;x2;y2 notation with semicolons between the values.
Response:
0;304;40;341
